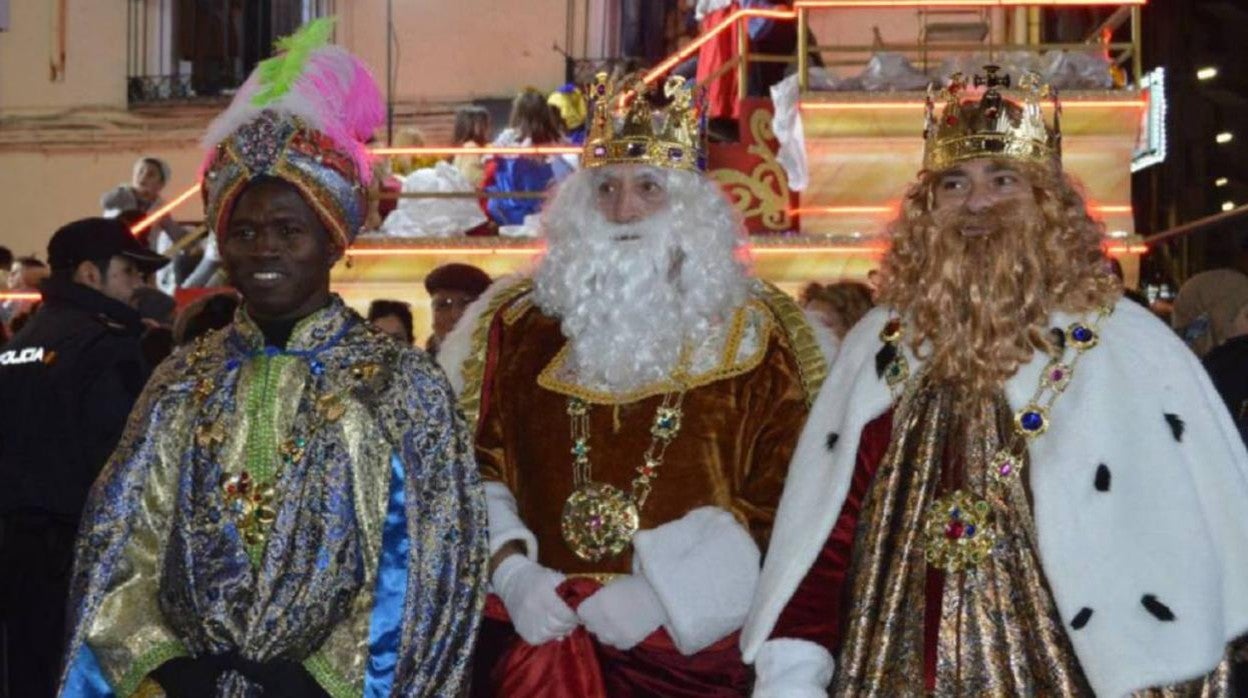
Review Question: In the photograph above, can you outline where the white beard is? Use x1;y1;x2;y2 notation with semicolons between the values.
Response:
533;167;750;394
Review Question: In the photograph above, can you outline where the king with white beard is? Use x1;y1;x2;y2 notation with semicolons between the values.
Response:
440;73;827;696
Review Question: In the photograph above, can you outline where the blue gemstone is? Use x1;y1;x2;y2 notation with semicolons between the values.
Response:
668;147;684;160
225;358;241;371
263;346;280;358
1021;411;1045;431
966;525;977;537
951;507;961;519
1072;326;1093;343
310;360;325;376
626;142;646;157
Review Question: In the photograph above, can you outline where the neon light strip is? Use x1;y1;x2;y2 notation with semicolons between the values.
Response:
346;247;543;257
372;146;581;156
792;206;894;215
792;204;1131;215
0;292;41;302
800;99;1146;110
796;1;1144;7
642;8;796;84
1106;244;1148;255
133;183;203;235
343;245;888;257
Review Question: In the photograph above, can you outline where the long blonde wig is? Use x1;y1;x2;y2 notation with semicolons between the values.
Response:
879;159;1122;398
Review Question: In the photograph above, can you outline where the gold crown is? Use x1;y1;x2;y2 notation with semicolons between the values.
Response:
582;72;705;172
924;66;1062;171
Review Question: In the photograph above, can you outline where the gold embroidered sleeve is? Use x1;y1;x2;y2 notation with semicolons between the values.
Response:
81;392;191;695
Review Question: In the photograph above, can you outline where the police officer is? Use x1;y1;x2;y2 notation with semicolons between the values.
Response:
0;217;166;697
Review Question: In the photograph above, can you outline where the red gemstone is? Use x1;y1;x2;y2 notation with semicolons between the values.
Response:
945;520;965;540
945;115;959;126
225;484;237;495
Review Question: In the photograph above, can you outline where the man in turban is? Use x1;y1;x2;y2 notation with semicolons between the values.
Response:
59;20;487;697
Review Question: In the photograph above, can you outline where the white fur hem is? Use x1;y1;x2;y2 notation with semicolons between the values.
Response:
752;638;834;698
484;481;539;560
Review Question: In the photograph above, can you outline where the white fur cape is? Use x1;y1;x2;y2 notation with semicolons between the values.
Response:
741;299;1248;696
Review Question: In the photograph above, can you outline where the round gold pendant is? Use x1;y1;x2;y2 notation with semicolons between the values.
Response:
923;489;996;573
561;482;640;562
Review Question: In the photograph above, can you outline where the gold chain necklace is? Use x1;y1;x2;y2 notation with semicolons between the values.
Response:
878;307;1111;572
561;375;689;562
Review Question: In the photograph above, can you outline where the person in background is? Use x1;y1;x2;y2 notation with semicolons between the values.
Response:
367;298;415;345
800;280;874;341
0;247;13;285
423;262;491;357
1;255;49;326
100;157;188;253
1202;295;1248;447
452;105;492;187
548;84;588;145
0;218;167;697
172;291;240;345
1172;268;1248;359
484;88;569;226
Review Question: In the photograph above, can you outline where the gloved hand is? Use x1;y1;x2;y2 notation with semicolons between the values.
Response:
491;554;579;645
577;574;668;651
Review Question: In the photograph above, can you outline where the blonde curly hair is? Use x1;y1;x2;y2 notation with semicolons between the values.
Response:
879;159;1121;398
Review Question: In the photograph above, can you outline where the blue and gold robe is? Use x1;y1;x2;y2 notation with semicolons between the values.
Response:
58;297;487;697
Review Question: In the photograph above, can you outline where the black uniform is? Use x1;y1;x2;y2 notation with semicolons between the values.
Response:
0;276;151;697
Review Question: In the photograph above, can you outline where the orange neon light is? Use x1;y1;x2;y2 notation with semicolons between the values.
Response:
796;1;1143;7
642;8;797;84
372;146;580;157
344;244;886;257
800;99;1146;110
346;246;543;257
133;184;203;235
751;245;887;254
0;292;41;302
792;204;1130;216
791;206;895;215
1106;244;1148;255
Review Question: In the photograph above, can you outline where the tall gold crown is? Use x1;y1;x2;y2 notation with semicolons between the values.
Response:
582;72;706;172
924;66;1062;171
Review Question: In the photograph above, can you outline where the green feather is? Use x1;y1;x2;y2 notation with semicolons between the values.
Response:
250;17;337;107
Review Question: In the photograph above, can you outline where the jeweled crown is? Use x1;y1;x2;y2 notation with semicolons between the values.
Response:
582;72;706;172
924;66;1062;171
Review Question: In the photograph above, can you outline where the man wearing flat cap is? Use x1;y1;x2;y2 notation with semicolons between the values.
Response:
424;262;491;357
59;20;486;697
0;217;168;697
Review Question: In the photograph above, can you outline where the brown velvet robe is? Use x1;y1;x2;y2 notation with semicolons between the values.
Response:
474;292;813;575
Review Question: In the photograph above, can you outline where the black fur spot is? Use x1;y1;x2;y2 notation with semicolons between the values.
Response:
1050;327;1066;352
1141;594;1176;621
1164;413;1185;442
1094;464;1111;492
1070;607;1093;629
826;432;839;451
875;344;897;379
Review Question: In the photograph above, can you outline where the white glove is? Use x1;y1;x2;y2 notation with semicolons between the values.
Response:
751;638;835;698
491;554;579;645
577;574;668;651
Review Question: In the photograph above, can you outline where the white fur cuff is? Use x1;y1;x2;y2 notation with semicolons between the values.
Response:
484;481;539;560
752;638;834;698
632;506;761;656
